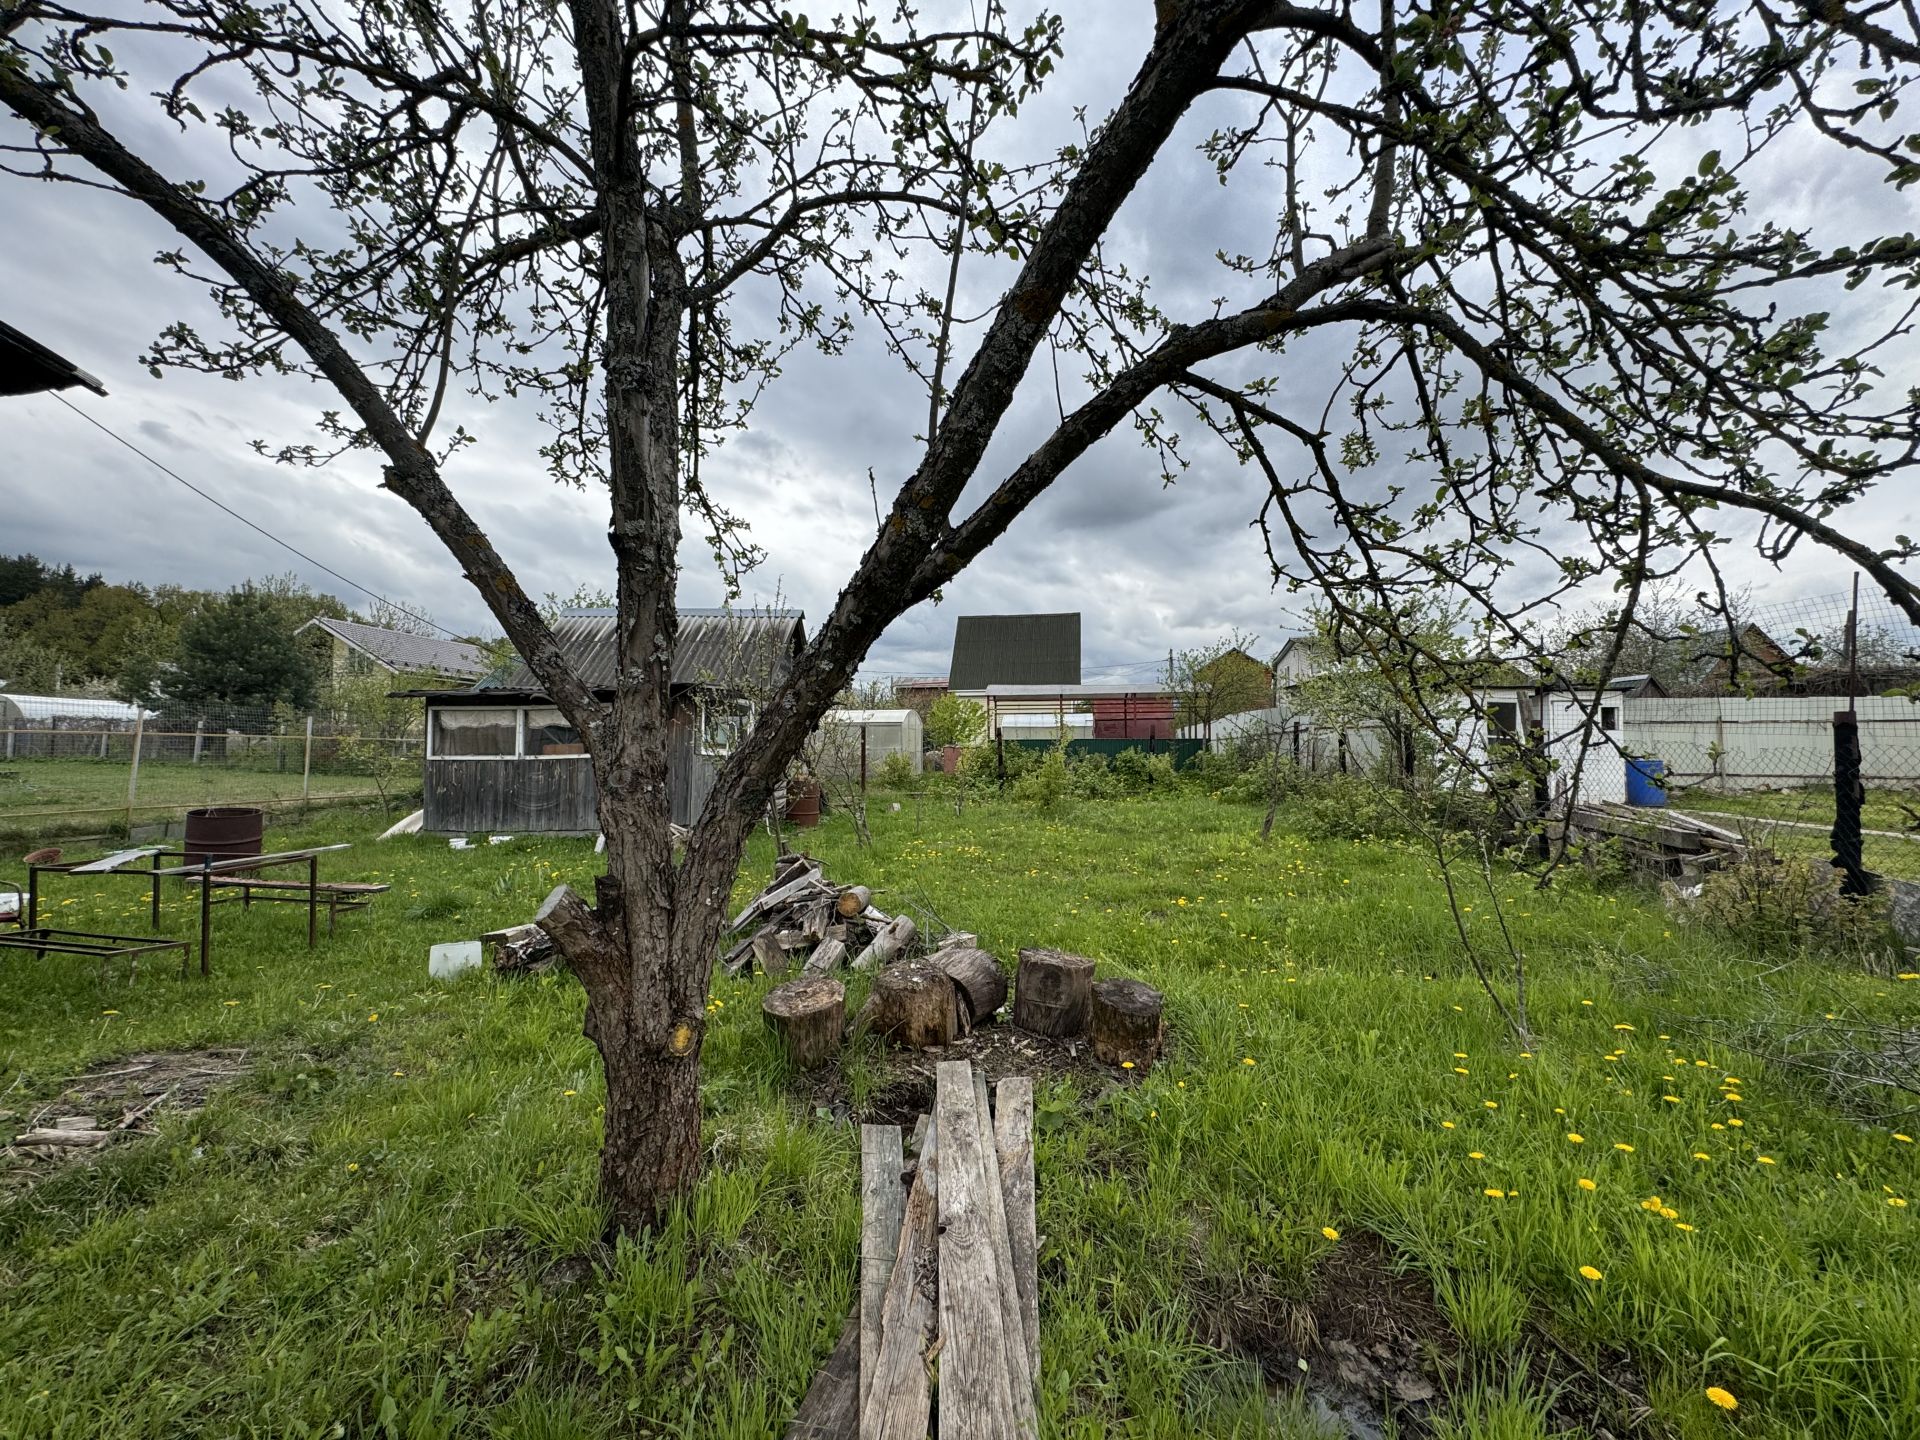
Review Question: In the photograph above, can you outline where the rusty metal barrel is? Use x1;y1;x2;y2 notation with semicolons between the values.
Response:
785;778;822;828
182;806;265;869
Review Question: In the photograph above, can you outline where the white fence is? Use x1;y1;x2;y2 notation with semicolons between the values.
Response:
1624;695;1920;791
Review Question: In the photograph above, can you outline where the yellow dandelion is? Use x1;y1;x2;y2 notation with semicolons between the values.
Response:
1468;1151;1485;1160
1483;1188;1507;1199
1614;1143;1635;1153
1322;1226;1340;1241
1756;1155;1775;1165
1896;1134;1914;1144
1692;1152;1711;1161
1578;1265;1603;1282
1577;1178;1597;1191
1483;1100;1499;1109
1704;1386;1738;1411
1675;1222;1695;1231
1453;1067;1470;1075
1242;1057;1256;1066
1890;1197;1909;1208
1566;1132;1584;1144
1121;1061;1135;1071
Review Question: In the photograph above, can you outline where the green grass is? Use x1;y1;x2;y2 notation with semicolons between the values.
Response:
2;794;1917;1437
0;757;408;838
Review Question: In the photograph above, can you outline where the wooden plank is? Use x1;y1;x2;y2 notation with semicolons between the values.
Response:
727;866;824;933
993;1077;1039;1399
974;1073;1036;1429
860;1125;907;1418
786;1309;862;1440
935;1060;1021;1440
70;847;162;874
860;1114;939;1440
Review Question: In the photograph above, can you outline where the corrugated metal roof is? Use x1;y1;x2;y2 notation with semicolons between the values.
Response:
948;613;1080;691
483;608;805;694
830;708;921;724
0;693;150;722
299;617;493;678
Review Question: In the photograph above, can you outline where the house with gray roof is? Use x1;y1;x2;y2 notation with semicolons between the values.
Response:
297;616;493;682
404;608;805;832
948;612;1081;695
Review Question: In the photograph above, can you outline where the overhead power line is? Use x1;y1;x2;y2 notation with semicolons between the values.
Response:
50;392;458;638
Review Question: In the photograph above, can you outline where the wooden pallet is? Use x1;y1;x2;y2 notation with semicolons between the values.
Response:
787;1059;1038;1440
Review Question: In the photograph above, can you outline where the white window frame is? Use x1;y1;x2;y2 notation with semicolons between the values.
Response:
698;696;755;757
428;706;523;760
523;706;590;759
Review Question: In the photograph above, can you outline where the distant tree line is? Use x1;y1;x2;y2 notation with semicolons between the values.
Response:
0;554;490;714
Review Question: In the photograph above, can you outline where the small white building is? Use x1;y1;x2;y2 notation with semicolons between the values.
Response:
818;707;926;775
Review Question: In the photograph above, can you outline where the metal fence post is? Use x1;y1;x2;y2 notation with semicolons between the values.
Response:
1832;707;1874;896
192;719;205;765
125;711;145;835
302;715;314;808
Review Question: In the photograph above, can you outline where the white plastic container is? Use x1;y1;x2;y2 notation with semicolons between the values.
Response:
428;940;483;980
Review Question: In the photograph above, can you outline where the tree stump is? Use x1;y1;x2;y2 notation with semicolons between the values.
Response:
936;946;1008;1032
1013;947;1095;1037
1090;978;1164;1070
858;959;958;1048
763;974;846;1068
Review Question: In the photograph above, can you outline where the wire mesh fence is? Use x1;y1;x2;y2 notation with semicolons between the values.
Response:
0;698;422;841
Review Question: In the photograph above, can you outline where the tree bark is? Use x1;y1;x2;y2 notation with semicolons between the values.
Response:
936;946;1009;1032
856;960;959;1048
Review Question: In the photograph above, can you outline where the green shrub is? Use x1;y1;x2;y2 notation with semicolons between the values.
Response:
875;752;916;789
1671;850;1894;963
1010;743;1071;810
1110;747;1152;793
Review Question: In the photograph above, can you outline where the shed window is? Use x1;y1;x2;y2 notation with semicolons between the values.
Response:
1487;702;1520;735
432;707;518;758
700;697;754;757
526;707;586;756
1599;705;1620;733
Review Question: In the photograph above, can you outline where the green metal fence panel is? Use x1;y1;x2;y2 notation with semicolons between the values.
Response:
1005;738;1206;770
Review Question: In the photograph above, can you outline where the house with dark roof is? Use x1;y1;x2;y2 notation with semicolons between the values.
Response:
297;616;493;683
0;319;106;398
407;608;804;832
948;612;1081;695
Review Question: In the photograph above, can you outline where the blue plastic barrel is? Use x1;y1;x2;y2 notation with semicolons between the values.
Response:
1624;757;1668;808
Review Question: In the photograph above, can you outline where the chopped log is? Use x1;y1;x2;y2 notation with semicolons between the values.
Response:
837;885;872;918
753;928;790;980
934;1061;1024;1439
934;930;979;951
851;914;917;972
785;1309;861;1440
824;922;850;943
858;1113;938;1440
720;929;759;977
861;904;892;925
1013;947;1095;1038
974;1071;1038;1422
486;922;557;974
728;865;825;933
801;896;836;941
777;929;814;951
859;1124;907;1417
774;849;817;884
763;975;847;1068
1090;978;1165;1070
857;960;958;1049
804;937;848;974
936;947;1008;1032
993;1077;1040;1397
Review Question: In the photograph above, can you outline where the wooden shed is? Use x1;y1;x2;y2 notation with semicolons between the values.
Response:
410;608;804;834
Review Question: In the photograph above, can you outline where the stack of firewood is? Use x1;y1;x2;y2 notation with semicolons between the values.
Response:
786;1059;1038;1440
720;851;918;980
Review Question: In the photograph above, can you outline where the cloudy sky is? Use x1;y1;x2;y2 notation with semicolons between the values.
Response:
3;8;1913;684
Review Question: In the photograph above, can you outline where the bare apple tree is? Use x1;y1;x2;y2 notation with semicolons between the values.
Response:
6;0;1918;1232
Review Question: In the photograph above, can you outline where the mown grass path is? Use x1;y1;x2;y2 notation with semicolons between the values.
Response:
1;797;1915;1437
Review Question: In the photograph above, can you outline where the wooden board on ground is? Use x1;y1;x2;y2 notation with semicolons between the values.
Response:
859;1115;939;1440
859;1124;907;1418
785;1310;861;1440
993;1076;1040;1396
935;1059;1025;1439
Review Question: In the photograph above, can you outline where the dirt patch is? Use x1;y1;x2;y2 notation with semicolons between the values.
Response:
1206;1232;1457;1437
832;1021;1124;1126
1;1047;252;1187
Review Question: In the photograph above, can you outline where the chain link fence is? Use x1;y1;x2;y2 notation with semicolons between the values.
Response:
0;698;422;843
